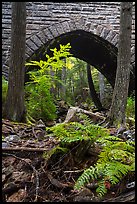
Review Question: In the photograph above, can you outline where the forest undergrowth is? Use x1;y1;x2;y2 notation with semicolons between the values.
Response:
2;43;135;202
2;108;135;202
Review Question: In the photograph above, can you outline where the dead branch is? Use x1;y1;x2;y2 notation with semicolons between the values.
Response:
64;106;105;123
2;147;47;152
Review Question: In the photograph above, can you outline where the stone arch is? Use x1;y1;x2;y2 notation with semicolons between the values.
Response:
24;18;134;92
2;17;135;92
25;18;120;60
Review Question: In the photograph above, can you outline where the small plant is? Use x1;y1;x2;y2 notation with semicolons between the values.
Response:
74;136;135;197
2;76;8;112
49;122;110;144
48;121;135;198
25;43;72;122
43;145;68;161
25;75;57;121
126;96;135;119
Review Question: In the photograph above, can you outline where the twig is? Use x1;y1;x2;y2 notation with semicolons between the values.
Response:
64;169;84;173
2;120;14;127
32;126;37;138
2;152;39;202
2;147;47;152
98;118;107;125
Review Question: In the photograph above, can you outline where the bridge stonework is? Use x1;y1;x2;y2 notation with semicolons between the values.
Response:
2;2;135;89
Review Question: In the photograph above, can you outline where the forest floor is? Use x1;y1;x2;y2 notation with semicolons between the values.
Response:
2;104;135;202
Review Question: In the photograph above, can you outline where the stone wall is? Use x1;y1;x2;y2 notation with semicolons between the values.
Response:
2;2;135;78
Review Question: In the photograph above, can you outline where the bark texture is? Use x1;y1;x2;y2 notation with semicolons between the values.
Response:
108;2;132;126
3;2;26;122
87;64;103;110
99;72;105;103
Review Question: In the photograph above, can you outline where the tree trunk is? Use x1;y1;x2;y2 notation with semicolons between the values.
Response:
108;2;133;126
87;64;103;110
99;72;105;103
61;59;66;99
3;2;26;122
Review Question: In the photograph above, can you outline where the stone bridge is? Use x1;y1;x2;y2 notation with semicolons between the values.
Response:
2;2;135;91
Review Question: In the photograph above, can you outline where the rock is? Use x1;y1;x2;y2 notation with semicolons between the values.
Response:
63;107;79;123
73;195;97;202
45;120;56;127
72;187;96;202
122;130;135;141
2;142;9;148
4;135;20;143
35;119;46;128
116;126;126;135
123;130;131;136
126;181;135;189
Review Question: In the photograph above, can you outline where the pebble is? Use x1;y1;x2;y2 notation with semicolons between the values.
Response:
123;130;131;136
2;142;9;148
126;181;135;189
4;135;20;143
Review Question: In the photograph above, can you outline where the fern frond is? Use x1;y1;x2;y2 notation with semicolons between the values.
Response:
43;145;68;160
61;136;89;143
96;180;107;197
74;166;98;190
111;141;135;153
48;121;135;198
74;133;135;197
104;161;133;184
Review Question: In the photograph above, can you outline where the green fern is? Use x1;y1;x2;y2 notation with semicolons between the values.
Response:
96;180;108;197
25;43;72;121
43;145;68;160
49;122;111;144
74;166;99;190
48;121;135;198
74;133;135;197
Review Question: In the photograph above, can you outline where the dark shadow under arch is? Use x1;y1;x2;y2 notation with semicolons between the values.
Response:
25;29;134;93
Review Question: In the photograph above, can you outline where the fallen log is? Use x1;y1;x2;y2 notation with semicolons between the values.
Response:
2;147;48;152
63;106;105;123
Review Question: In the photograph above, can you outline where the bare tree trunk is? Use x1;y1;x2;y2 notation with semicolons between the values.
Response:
3;2;26;122
108;2;132;126
87;63;104;110
99;72;105;103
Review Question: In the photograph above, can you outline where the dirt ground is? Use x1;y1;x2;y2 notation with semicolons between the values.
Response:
2;118;135;202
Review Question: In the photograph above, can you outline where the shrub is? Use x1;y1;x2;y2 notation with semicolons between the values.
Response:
25;75;57;121
25;43;72;122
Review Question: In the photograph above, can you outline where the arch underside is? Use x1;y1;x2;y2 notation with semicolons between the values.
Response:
26;30;135;93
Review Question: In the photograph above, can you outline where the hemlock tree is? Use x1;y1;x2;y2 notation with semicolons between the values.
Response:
3;2;26;122
108;2;133;126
